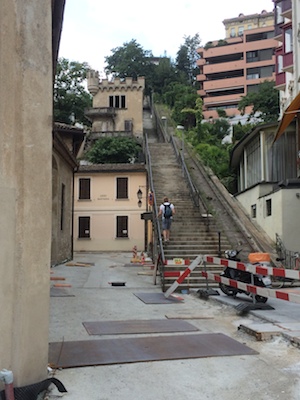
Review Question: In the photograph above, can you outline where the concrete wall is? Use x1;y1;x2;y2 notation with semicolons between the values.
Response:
0;1;52;387
51;152;74;265
74;170;148;251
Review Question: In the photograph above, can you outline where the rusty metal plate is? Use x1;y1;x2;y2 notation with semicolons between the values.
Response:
134;292;183;304
82;319;199;335
49;333;258;369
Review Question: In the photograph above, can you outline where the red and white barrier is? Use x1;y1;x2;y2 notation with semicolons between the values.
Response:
164;255;202;298
203;255;300;281
164;254;300;304
202;270;300;304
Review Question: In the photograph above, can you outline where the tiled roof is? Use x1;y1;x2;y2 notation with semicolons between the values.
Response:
78;163;146;173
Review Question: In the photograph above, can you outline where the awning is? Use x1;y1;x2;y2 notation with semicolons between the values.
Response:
273;91;300;142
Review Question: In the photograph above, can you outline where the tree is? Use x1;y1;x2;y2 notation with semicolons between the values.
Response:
104;39;155;94
176;34;201;85
85;137;142;164
238;80;279;123
54;58;92;125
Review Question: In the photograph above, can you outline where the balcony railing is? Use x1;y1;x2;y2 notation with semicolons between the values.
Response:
275;72;286;88
283;51;293;71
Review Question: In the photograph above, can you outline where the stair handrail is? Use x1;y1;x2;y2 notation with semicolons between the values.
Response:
144;133;165;281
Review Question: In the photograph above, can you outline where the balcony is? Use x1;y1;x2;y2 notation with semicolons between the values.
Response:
84;107;117;122
283;51;293;72
197;73;206;82
275;72;286;90
274;23;283;41
281;0;292;19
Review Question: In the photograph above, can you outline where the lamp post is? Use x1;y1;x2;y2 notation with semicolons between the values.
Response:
161;116;167;138
176;125;185;163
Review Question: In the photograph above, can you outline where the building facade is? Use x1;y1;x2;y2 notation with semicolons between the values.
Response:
85;72;145;141
74;164;150;252
197;10;277;120
52;123;85;265
230;1;300;256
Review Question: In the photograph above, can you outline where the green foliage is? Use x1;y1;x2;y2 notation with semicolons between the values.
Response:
151;58;182;98
175;34;201;85
160;83;198;127
232;122;255;142
54;58;92;125
195;143;230;180
216;108;227;118
238;80;279;123
204;41;213;50
85;137;142;164
104;39;155;95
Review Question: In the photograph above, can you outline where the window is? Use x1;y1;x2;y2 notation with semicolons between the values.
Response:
266;199;272;216
277;54;283;73
238;26;244;36
117;177;128;199
246;51;258;63
79;178;90;199
108;95;126;109
78;217;90;238
124;120;132;132
230;28;235;37
285;27;293;53
117;216;128;238
251;204;256;218
60;183;65;230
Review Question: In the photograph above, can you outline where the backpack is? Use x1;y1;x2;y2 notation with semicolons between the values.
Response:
163;203;173;219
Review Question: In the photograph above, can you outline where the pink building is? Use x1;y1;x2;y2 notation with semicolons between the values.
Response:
197;10;277;120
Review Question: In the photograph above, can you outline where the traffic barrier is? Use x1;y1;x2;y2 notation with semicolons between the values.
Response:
164;254;300;304
203;255;300;281
164;255;202;298
201;270;300;304
202;255;300;304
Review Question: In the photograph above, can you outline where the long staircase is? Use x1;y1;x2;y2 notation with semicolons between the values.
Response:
148;140;231;292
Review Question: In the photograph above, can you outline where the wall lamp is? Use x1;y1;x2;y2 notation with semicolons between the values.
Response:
137;186;147;208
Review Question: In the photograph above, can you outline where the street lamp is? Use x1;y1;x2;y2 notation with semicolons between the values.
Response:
161;116;167;136
176;125;185;161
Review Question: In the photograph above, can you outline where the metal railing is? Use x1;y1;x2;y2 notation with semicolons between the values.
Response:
275;233;299;269
144;133;165;286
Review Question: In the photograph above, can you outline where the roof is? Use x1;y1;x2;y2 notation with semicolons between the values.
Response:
78;163;147;173
223;10;274;24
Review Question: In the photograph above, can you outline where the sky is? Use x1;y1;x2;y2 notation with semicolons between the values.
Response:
59;0;274;77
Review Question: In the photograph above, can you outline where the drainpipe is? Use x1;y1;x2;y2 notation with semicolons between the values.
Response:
0;369;15;400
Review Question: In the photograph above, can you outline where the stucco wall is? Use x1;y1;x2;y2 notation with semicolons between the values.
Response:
0;1;52;386
236;184;300;252
74;170;148;252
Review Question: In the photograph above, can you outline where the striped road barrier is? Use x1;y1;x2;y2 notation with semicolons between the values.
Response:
164;255;300;303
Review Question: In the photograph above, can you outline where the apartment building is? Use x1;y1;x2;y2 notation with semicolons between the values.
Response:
197;10;277;120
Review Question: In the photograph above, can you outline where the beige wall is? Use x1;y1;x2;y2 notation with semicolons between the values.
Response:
224;12;274;39
0;1;52;387
74;170;148;252
236;185;300;252
87;75;145;139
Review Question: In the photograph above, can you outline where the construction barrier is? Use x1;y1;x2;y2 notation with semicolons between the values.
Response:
164;254;300;304
164;255;203;298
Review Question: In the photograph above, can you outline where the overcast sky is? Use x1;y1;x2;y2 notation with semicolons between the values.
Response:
59;0;274;77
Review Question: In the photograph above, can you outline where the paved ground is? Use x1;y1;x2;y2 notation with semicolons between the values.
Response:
47;252;300;400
